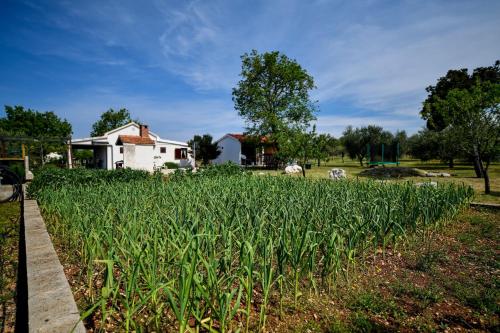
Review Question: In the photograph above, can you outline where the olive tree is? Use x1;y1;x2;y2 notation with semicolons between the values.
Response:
431;81;499;193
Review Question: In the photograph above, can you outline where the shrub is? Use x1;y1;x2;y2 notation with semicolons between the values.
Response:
6;161;25;180
163;162;179;169
169;162;249;180
198;162;247;177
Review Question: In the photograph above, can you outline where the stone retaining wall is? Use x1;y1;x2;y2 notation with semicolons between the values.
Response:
23;199;86;332
470;202;500;210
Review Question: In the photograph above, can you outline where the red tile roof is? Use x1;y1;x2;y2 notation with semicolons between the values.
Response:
228;133;269;143
117;135;155;145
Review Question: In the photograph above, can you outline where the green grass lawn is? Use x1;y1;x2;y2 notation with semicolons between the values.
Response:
253;158;500;204
0;201;20;332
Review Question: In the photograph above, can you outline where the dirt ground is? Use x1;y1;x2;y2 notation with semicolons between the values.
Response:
265;207;499;332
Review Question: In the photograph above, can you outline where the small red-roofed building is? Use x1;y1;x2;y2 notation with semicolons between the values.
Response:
213;133;277;167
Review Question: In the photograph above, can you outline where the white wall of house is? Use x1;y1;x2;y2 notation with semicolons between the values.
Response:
121;142;189;171
110;125;140;167
213;135;241;165
123;144;155;171
72;122;189;172
153;142;189;166
123;144;136;169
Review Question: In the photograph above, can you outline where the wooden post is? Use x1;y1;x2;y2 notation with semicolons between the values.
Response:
67;138;73;169
366;144;370;166
396;142;400;166
40;143;43;166
1;139;5;158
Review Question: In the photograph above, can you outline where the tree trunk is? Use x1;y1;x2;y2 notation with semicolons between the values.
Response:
317;158;321;167
472;146;483;178
41;144;45;166
448;158;454;168
358;156;363;167
472;157;483;178
482;159;491;194
273;140;280;170
302;163;306;177
484;169;491;194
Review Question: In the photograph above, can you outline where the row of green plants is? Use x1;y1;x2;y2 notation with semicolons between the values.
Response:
28;163;247;198
170;162;249;180
35;174;473;332
27;167;150;198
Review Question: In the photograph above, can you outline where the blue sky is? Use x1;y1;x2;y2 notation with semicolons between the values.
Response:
0;0;499;141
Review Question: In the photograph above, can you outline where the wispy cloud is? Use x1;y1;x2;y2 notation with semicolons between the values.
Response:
1;0;499;139
46;87;242;140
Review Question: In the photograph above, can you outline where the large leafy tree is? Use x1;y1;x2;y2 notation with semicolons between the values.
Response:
277;126;317;177
0;105;72;167
393;130;408;157
0;105;71;138
232;50;317;157
341;125;394;166
421;60;499;177
187;134;221;166
431;81;499;194
312;133;337;167
341;126;366;166
408;128;461;167
91;108;133;137
421;61;499;131
408;129;440;162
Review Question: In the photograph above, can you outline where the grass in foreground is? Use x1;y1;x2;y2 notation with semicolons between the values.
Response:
0;201;20;333
37;175;472;332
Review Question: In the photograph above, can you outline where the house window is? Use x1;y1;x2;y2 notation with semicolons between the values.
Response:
175;148;188;160
160;147;166;154
120;147;123;154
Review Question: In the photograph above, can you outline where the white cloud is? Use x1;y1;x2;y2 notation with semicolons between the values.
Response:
310;12;500;114
7;0;500;137
146;0;500;126
47;88;243;141
315;115;421;137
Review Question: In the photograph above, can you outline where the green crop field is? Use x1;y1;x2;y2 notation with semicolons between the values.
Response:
254;159;500;204
34;172;474;332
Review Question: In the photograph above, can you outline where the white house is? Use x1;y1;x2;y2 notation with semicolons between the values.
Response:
71;122;190;172
213;133;277;167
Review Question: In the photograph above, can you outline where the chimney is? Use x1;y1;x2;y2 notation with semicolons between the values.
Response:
140;124;149;138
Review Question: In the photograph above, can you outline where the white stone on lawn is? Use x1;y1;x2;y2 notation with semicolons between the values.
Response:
285;164;302;174
329;168;347;180
415;181;438;187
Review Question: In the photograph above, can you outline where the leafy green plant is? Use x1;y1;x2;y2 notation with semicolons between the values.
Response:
415;250;447;272
37;175;473;331
27;167;150;198
169;161;249;181
349;290;403;318
163;162;179;169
